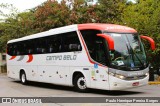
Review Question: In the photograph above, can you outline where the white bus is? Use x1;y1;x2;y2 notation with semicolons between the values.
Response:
7;23;155;92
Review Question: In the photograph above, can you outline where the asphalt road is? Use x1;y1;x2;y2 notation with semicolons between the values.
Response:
0;74;160;106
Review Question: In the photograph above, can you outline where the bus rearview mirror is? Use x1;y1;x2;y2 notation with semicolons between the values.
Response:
140;35;155;51
97;34;114;50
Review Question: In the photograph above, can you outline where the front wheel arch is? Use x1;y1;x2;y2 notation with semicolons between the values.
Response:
73;72;88;92
19;69;27;84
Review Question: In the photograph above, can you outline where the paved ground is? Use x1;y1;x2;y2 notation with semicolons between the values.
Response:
0;74;160;106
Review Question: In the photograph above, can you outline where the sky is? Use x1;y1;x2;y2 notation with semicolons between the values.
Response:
128;0;136;3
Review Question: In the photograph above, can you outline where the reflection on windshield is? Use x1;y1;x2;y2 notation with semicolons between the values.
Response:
105;33;148;71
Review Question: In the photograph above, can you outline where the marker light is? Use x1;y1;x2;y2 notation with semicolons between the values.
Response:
145;72;149;76
109;72;125;80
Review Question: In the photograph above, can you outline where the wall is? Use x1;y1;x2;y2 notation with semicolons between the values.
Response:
0;53;6;73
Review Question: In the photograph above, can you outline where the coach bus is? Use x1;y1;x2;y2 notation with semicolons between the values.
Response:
7;23;155;92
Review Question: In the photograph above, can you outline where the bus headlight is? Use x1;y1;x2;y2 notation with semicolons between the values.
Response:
145;72;149;76
109;72;125;80
115;74;125;80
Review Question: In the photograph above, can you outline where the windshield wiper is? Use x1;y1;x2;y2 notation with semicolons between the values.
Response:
125;42;136;68
132;50;145;68
126;36;145;68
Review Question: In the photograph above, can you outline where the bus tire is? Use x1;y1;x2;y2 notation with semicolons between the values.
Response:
20;71;27;85
74;74;88;92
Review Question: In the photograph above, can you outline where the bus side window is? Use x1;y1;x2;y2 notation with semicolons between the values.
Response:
95;40;107;65
13;44;17;56
61;32;82;52
16;42;25;55
80;30;109;66
48;35;61;53
7;44;13;56
35;38;45;54
48;45;53;53
7;31;82;55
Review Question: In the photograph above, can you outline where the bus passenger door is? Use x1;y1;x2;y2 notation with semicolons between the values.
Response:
91;66;109;90
90;40;110;90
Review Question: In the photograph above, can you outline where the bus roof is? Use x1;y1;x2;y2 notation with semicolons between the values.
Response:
8;23;137;44
78;23;137;33
8;24;77;43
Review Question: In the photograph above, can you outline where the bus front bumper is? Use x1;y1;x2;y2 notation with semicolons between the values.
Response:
109;74;149;90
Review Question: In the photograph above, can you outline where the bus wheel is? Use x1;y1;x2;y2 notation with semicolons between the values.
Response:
20;72;27;85
74;74;88;92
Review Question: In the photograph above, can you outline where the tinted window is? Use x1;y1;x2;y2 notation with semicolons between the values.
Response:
60;32;82;52
47;35;61;53
80;30;109;65
7;31;82;56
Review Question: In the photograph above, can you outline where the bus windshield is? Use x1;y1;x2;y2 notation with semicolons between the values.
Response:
105;33;148;71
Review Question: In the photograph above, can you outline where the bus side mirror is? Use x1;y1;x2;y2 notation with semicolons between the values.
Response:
97;34;114;50
140;35;155;51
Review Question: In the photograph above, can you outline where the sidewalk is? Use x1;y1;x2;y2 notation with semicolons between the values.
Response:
148;81;160;85
149;76;160;85
0;73;7;76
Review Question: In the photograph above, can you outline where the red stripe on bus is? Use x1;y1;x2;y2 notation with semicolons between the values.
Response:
27;55;33;63
78;31;95;64
78;24;137;33
78;31;107;68
9;56;16;60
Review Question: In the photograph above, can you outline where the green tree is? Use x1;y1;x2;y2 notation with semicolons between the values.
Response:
70;0;125;24
122;0;160;68
69;0;100;23
0;3;19;52
95;0;125;24
33;0;71;32
0;3;35;52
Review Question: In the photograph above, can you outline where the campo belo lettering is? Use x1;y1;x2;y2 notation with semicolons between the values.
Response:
63;55;77;60
46;55;62;60
46;55;77;61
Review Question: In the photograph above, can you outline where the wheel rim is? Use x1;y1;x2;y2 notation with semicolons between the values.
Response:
21;74;26;83
77;77;86;90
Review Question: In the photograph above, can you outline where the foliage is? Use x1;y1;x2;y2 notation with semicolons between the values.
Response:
95;0;125;23
0;3;36;51
121;0;160;68
33;0;71;32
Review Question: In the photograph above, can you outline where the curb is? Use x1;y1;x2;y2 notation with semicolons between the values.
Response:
148;82;160;85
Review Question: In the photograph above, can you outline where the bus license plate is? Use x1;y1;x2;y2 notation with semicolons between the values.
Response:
132;82;139;86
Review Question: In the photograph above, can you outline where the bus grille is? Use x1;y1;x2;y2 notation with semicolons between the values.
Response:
125;75;147;80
